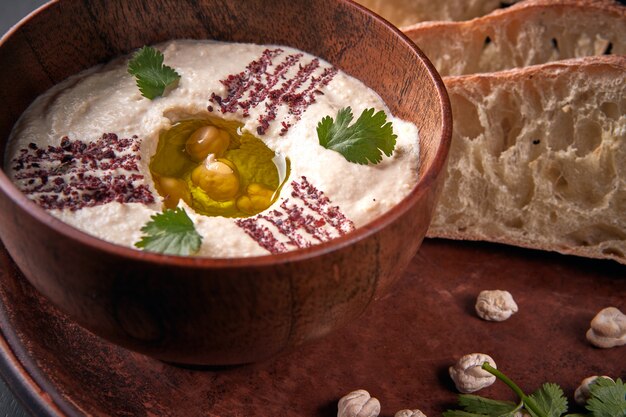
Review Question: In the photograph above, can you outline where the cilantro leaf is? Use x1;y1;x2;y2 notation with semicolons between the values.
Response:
317;107;397;165
526;383;568;417
443;410;489;417
128;46;181;99
443;394;519;417
459;394;519;416
586;378;626;417
135;208;202;256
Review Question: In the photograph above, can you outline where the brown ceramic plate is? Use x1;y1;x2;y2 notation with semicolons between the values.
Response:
0;239;624;417
0;0;451;366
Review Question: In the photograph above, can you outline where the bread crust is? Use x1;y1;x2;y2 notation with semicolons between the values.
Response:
403;0;626;76
428;56;626;264
354;0;520;27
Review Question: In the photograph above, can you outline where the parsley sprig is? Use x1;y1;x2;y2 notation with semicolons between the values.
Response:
317;107;397;165
445;363;625;417
135;208;202;256
128;46;181;100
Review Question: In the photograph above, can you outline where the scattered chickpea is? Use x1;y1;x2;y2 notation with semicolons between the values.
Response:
236;183;275;214
337;390;380;417
574;376;614;405
157;176;190;209
586;306;626;348
475;290;518;322
449;353;497;393
185;125;230;162
394;409;427;417
191;157;240;201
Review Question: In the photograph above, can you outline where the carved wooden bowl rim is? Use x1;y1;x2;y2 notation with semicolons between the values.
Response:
0;0;452;267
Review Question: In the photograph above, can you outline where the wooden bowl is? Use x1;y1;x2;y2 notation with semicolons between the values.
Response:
0;0;451;365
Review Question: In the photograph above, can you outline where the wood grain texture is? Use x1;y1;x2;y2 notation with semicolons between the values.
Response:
0;240;623;417
0;0;451;364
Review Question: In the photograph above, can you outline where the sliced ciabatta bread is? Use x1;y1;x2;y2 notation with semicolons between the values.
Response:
354;0;519;27
403;0;626;76
428;55;626;264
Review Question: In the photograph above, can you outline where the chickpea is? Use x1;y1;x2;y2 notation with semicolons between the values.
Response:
185;125;230;162
158;176;190;209
236;183;275;214
191;158;240;201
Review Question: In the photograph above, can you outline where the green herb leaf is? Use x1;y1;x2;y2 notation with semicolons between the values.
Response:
459;394;519;416
442;410;489;417
526;383;568;417
317;107;397;165
586;378;626;417
135;208;202;256
443;394;519;417
128;46;181;99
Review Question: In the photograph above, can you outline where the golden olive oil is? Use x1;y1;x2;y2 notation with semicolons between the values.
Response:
150;117;289;217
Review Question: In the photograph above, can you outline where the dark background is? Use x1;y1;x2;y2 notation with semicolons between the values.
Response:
1;0;47;35
1;2;47;415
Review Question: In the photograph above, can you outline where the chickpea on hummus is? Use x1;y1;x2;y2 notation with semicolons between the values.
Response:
6;40;420;257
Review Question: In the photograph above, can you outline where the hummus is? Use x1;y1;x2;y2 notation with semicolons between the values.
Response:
5;40;420;257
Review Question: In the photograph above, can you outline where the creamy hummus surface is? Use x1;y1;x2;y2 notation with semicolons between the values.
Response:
5;40;420;257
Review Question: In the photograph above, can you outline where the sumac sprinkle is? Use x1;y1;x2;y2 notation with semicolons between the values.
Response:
11;133;154;211
235;176;354;254
210;49;338;135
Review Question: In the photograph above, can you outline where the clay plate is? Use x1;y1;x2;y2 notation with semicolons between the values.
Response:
0;239;624;416
0;0;451;366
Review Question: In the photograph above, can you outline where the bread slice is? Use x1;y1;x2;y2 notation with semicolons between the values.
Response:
354;0;520;27
428;55;626;264
403;0;626;76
